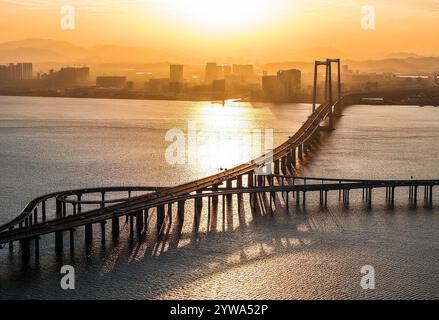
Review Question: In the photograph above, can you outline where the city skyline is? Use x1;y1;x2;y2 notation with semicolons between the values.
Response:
1;0;439;61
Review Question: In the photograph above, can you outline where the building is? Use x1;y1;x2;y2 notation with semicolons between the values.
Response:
205;62;222;84
0;62;33;81
22;63;33;79
96;76;127;88
170;64;184;83
262;75;282;100
277;69;301;100
42;67;90;84
262;69;301;101
233;64;254;78
223;65;232;77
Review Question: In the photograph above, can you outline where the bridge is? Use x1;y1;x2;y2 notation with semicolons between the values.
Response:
1;58;438;262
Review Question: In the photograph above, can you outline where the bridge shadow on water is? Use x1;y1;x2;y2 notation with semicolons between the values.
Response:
0;184;361;299
3;180;429;300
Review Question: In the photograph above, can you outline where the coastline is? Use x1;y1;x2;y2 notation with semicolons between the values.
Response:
0;92;311;104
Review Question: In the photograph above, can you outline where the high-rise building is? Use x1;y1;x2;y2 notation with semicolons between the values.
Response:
262;69;301;101
205;63;219;84
42;67;90;84
0;62;33;81
170;64;184;83
277;69;301;99
23;63;33;79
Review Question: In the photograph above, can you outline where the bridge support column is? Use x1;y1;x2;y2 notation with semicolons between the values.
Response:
281;156;287;175
56;199;62;219
194;191;203;232
144;209;149;232
42;201;46;221
247;171;254;187
298;145;303;161
177;201;185;225
20;238;30;259
112;216;120;240
55;231;63;252
286;152;292;171
69;229;74;252
77;194;82;214
367;188;373;207
131;214;137;239
157;205;165;235
291;149;296;168
8;227;14;252
237;175;243;188
34;237;40;263
33;208;38;224
136;211;144;237
325;190;328;207
85;224;93;246
414;186;418;205
391;187;395;205
274;160;280;175
100;221;106;245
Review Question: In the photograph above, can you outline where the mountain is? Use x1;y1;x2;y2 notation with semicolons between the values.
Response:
0;38;186;64
385;52;423;59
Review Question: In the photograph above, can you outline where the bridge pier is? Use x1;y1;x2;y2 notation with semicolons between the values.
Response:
286;152;293;171
342;189;350;207
177;200;185;224
56;199;62;219
77;194;82;213
112;216;120;240
136;211;144;237
42;200;46;221
20;238;30;259
247;171;254;187
194;191;203;232
157;205;165;235
367;188;373;207
274;160;280;175
291;149;296;168
33;208;38;224
302;191;306;207
34;237;39;263
298;145;303;161
100;221;106;245
237;175;243;188
85;223;93;246
129;214;134;239
144;209;149;232
281;156;287;175
69;229;74;252
55;231;63;252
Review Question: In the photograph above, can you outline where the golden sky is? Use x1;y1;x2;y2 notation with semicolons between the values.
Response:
1;0;439;60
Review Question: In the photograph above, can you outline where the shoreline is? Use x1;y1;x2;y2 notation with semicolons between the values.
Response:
0;92;311;104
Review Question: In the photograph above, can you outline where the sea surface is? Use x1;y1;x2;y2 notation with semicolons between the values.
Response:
0;96;438;299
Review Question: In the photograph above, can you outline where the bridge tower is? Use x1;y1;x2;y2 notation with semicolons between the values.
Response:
327;58;342;116
312;58;342;130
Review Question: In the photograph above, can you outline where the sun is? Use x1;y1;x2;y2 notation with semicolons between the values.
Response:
155;0;275;32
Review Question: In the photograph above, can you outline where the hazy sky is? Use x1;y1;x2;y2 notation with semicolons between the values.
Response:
2;0;439;60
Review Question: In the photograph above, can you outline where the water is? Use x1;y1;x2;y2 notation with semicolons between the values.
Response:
0;96;438;299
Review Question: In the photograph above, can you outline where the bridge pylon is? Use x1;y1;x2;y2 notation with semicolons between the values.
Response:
312;58;342;130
